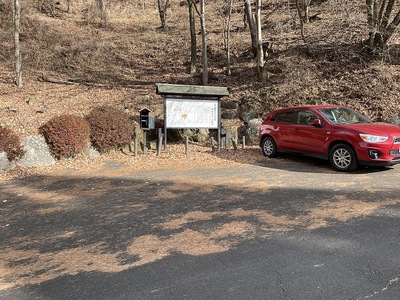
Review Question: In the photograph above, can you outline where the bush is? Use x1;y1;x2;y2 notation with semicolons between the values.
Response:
0;126;25;161
86;106;133;153
39;114;90;159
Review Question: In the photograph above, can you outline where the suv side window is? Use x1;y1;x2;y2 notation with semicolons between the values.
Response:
272;111;295;123
297;111;318;125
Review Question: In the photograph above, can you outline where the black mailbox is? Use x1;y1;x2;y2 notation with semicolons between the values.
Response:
139;108;155;130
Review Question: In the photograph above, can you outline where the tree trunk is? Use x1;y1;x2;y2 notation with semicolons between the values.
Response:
365;0;400;54
200;0;208;85
50;0;56;17
225;0;233;75
67;0;72;13
13;0;22;88
296;0;308;48
244;0;257;57
99;0;108;27
188;0;197;74
255;0;266;83
158;0;170;29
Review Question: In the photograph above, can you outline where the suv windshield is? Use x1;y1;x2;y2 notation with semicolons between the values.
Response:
318;107;371;125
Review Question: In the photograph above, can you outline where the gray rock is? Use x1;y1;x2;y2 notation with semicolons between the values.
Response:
221;109;238;120
222;100;239;110
0;152;15;172
83;147;100;157
244;118;262;145
183;128;209;143
18;135;56;168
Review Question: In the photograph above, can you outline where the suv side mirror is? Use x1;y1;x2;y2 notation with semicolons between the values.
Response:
312;119;322;127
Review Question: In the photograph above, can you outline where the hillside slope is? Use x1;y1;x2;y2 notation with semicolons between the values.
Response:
1;0;400;138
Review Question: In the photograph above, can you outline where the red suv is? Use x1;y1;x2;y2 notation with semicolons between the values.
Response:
259;105;400;171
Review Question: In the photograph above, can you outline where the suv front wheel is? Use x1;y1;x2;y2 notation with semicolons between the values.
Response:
329;143;358;172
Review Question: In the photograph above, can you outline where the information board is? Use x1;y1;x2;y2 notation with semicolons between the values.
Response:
165;98;219;129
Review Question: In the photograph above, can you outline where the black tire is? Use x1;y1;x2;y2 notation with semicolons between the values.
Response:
329;143;359;172
261;137;277;158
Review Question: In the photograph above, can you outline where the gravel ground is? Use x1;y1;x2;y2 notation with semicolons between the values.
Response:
0;144;264;183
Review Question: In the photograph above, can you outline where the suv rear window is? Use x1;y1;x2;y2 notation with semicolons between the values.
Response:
271;111;295;123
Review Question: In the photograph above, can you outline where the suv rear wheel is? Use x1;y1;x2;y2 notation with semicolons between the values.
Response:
329;144;358;172
261;137;277;158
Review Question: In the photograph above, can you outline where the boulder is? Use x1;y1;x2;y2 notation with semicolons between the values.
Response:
18;135;56;168
244;118;262;145
0;152;15;172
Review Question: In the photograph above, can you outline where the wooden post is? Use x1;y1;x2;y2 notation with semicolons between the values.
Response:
242;136;246;149
185;136;189;155
157;128;163;156
231;138;238;150
143;131;147;155
225;128;230;149
134;138;138;156
211;137;216;152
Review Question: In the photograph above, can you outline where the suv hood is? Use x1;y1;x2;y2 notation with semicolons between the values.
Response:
346;122;400;135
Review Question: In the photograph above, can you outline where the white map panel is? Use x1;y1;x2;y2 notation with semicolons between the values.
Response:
165;98;219;128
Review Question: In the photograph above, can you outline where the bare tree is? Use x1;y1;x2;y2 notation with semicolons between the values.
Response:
200;0;208;84
244;0;257;57
366;0;400;53
223;0;234;75
255;0;267;83
297;0;311;23
13;0;22;88
188;0;197;74
296;0;308;48
157;0;170;29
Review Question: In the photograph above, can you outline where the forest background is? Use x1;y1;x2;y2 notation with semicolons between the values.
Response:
2;0;400;139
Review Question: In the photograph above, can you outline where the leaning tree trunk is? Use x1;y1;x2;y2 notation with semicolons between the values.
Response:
200;0;208;85
13;0;22;88
188;0;197;74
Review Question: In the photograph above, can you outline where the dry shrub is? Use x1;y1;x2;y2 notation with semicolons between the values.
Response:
39;114;90;159
0;126;25;161
86;106;133;153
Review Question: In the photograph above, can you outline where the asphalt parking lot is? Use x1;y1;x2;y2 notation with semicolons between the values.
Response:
1;152;399;299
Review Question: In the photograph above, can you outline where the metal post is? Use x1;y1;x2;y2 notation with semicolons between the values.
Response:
218;100;221;151
164;96;167;150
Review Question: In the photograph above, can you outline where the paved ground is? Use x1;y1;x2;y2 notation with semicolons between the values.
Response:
1;152;399;299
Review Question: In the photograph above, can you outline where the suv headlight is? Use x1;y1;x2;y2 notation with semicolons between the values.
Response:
359;134;388;143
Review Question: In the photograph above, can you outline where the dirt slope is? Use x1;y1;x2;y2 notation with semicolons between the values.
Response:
1;1;400;139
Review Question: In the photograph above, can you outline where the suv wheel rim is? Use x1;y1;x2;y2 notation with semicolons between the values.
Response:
264;140;274;155
333;148;351;168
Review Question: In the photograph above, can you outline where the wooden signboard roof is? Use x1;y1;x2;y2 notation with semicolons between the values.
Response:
156;83;229;98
